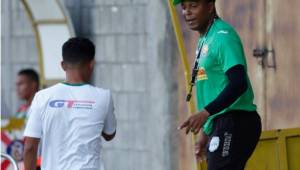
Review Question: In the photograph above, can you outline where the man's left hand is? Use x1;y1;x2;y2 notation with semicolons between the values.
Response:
179;109;210;134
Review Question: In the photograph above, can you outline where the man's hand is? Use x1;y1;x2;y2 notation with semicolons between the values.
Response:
195;129;208;162
178;109;210;134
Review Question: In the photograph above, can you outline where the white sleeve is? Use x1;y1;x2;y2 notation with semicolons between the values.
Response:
103;91;116;135
24;93;43;138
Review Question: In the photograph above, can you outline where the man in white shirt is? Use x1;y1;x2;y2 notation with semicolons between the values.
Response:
23;37;117;170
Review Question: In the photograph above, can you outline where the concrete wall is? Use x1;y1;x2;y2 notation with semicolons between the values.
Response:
1;0;39;116
1;0;179;169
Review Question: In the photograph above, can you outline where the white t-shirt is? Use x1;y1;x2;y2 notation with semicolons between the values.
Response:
24;83;116;170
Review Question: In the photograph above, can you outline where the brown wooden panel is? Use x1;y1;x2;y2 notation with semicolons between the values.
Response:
266;0;300;130
217;0;267;128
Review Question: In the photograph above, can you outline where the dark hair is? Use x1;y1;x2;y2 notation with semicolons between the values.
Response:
62;37;95;64
18;69;39;84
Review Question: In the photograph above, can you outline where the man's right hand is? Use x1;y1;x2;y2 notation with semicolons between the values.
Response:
195;129;208;162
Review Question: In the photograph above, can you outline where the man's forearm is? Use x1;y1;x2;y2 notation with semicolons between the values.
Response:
24;149;37;170
24;145;38;170
24;137;40;170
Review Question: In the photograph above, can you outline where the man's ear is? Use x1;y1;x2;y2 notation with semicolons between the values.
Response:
31;81;39;92
89;60;95;70
208;2;215;14
61;61;67;71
